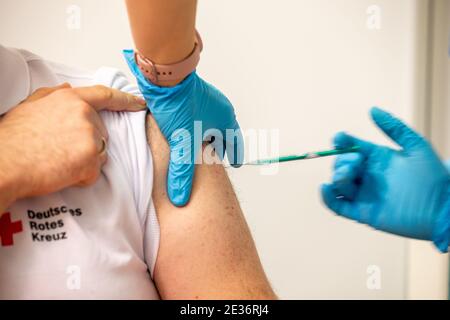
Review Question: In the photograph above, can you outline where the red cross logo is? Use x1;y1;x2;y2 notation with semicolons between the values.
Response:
0;212;23;246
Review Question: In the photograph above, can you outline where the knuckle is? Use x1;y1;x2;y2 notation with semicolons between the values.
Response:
32;87;50;95
82;123;97;138
53;88;73;98
124;93;133;105
51;88;78;105
79;172;98;187
79;140;99;160
86;169;101;185
95;85;113;101
74;100;92;116
89;165;102;183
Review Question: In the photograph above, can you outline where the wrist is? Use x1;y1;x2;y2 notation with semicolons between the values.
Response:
432;180;450;253
0;162;21;212
0;131;27;211
139;31;197;66
133;30;201;87
141;43;195;87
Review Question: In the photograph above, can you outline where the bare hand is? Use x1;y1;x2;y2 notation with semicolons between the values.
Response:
0;83;146;210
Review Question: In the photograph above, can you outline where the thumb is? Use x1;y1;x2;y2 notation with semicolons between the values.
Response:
166;129;198;207
167;161;195;207
370;107;426;151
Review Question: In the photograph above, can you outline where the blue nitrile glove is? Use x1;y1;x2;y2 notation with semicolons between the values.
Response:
123;50;244;206
321;107;450;253
446;159;450;173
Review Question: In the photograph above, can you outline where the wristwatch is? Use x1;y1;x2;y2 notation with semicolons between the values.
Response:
134;30;203;85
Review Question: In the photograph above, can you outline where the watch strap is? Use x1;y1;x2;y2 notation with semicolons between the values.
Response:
135;30;203;85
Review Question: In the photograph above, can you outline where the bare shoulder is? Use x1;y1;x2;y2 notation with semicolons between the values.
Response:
145;114;276;300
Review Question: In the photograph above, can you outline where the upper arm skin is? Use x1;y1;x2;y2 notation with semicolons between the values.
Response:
146;115;276;300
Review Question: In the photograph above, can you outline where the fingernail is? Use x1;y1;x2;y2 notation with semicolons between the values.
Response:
135;96;147;106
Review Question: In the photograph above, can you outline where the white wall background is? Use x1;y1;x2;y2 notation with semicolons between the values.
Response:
0;0;447;299
407;0;449;300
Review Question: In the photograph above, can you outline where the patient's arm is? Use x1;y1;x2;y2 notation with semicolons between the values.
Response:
146;115;276;299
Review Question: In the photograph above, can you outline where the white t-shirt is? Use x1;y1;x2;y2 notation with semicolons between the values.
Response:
0;45;160;299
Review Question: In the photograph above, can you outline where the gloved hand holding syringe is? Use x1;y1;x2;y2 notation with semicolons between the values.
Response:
230;107;449;253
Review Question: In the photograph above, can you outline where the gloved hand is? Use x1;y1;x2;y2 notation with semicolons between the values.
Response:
124;50;244;206
445;159;450;173
321;107;450;253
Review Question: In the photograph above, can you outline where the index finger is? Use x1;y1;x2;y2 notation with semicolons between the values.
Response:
333;131;375;156
72;85;147;112
24;83;71;103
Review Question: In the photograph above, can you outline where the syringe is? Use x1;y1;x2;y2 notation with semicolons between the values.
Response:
240;146;360;166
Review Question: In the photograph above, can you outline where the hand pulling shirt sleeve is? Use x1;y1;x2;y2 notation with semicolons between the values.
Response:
0;46;160;299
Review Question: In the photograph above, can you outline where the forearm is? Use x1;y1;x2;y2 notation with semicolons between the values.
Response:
0;138;22;212
125;0;197;86
0;172;17;213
